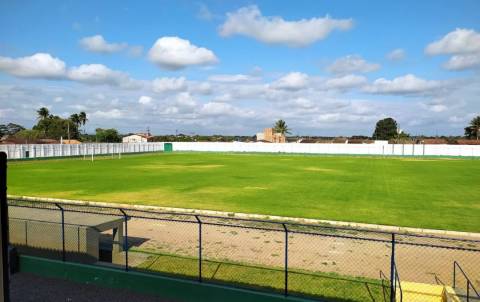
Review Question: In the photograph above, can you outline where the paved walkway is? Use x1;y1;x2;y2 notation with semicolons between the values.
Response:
10;272;175;302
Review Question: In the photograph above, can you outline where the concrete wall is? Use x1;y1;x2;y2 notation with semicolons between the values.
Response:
171;142;480;157
19;255;312;302
9;218;99;263
3;141;480;159
1;142;164;159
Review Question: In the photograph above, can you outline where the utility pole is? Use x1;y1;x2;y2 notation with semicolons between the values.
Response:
0;152;10;302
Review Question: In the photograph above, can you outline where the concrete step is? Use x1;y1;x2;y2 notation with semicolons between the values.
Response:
445;286;480;302
398;281;445;302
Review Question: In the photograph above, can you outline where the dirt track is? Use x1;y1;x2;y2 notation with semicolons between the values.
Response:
126;218;480;287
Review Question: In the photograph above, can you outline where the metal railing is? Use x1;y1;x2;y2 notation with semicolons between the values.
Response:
453;261;480;302
7;198;480;302
393;263;403;302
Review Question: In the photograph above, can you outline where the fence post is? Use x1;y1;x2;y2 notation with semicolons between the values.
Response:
453;262;456;288
195;215;202;282
119;209;129;271
467;281;470;301
390;233;396;302
55;203;66;262
0;152;10;302
282;223;289;296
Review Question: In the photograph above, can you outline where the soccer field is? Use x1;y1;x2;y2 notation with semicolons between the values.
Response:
7;152;480;232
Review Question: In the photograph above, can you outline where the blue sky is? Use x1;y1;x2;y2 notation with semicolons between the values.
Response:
1;0;479;135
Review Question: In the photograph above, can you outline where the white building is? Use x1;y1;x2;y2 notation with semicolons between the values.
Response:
122;134;152;143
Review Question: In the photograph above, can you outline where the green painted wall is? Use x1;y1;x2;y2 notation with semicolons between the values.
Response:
164;143;173;152
19;255;315;302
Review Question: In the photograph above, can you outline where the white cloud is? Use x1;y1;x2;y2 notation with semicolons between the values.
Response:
175;92;197;110
138;96;152;105
67;64;139;88
0;53;66;79
90;109;125;119
189;81;212;95
200;102;253;118
429;104;448;112
152;77;187;93
208;74;254;83
148;36;218;70
0;52;144;89
79;35;127;53
425;29;480;71
327;55;380;74
219;5;353;47
272;72;309;90
290;97;315;109
363;74;442;95
386;49;406;61
443;53;480;70
324;74;367;90
425;29;480;55
128;46;144;57
158;92;199;115
2;74;479;136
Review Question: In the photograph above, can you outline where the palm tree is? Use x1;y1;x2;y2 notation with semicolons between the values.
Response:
70;113;81;128
79;111;88;134
466;116;480;140
37;107;49;120
274;119;291;135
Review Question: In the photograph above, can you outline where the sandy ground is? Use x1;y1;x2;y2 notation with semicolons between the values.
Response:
126;218;480;287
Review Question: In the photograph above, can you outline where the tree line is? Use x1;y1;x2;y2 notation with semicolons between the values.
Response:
1;108;479;143
1;107;122;143
372;116;480;141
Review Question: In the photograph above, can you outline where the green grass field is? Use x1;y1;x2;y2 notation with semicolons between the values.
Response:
7;152;480;232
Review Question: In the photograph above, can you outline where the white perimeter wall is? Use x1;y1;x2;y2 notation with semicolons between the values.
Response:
2;142;480;159
0;143;164;159
171;142;480;157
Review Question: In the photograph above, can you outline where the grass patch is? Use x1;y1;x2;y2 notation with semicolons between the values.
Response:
7;152;480;232
131;249;386;302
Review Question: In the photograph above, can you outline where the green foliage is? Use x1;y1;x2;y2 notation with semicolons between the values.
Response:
8;153;480;232
95;128;121;142
33;115;80;140
79;111;88;133
31;107;86;140
372;118;398;140
14;129;44;141
150;135;254;142
273;119;290;135
465;116;480;140
70;113;81;127
36;107;49;120
0;123;26;136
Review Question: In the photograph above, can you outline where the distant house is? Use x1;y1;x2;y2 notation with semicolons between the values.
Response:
62;139;81;144
256;128;286;143
421;138;448;144
122;133;153;143
0;137;59;144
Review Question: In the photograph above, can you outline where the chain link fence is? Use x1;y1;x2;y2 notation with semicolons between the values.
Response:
7;198;480;302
